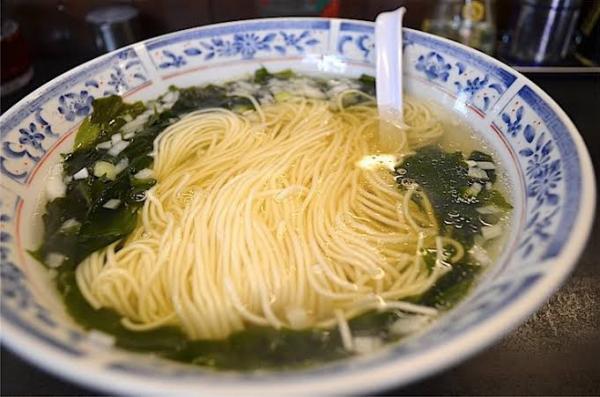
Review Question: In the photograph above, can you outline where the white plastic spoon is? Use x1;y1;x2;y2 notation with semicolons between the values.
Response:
375;7;406;152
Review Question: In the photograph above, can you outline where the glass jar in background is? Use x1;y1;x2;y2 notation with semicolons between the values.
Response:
423;0;496;55
499;0;583;65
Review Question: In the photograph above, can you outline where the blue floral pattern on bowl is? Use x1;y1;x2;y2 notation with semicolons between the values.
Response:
146;20;329;74
492;85;580;261
0;190;87;357
0;18;593;396
335;22;516;116
0;48;148;184
168;30;319;64
57;90;94;122
415;51;452;82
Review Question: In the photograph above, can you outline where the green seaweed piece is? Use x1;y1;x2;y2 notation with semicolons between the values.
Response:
358;74;376;96
253;67;295;84
73;96;145;152
418;263;480;309
397;145;511;249
73;117;101;152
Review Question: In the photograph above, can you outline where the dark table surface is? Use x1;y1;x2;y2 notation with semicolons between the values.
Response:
1;57;599;396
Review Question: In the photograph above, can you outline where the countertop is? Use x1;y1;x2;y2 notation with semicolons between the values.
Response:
1;58;599;396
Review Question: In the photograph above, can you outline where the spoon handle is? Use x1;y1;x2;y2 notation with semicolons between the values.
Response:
375;7;406;124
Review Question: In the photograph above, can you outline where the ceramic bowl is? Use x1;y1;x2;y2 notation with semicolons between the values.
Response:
0;18;595;396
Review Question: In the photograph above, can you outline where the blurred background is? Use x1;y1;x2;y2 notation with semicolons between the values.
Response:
1;1;599;396
2;0;600;102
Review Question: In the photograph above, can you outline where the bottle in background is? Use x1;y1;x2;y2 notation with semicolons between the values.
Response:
499;0;583;66
423;0;496;55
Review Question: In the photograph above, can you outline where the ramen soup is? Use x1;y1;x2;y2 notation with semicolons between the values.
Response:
33;68;512;370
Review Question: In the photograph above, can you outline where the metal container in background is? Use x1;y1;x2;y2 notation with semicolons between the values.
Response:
86;5;141;53
500;0;583;65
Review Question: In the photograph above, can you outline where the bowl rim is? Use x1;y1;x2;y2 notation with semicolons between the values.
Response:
0;16;596;396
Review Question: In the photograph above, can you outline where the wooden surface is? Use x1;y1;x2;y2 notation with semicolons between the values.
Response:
1;60;599;396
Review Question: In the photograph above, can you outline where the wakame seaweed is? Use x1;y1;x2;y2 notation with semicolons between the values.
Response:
32;69;511;370
396;145;511;250
358;74;376;96
32;96;148;267
57;266;409;369
253;66;296;84
34;83;263;267
395;145;511;309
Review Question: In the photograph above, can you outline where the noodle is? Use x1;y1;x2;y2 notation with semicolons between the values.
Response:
76;94;458;340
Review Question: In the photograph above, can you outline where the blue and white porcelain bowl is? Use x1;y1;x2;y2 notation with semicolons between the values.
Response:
0;18;595;395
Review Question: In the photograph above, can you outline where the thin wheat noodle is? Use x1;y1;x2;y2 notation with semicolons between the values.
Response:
76;93;459;340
